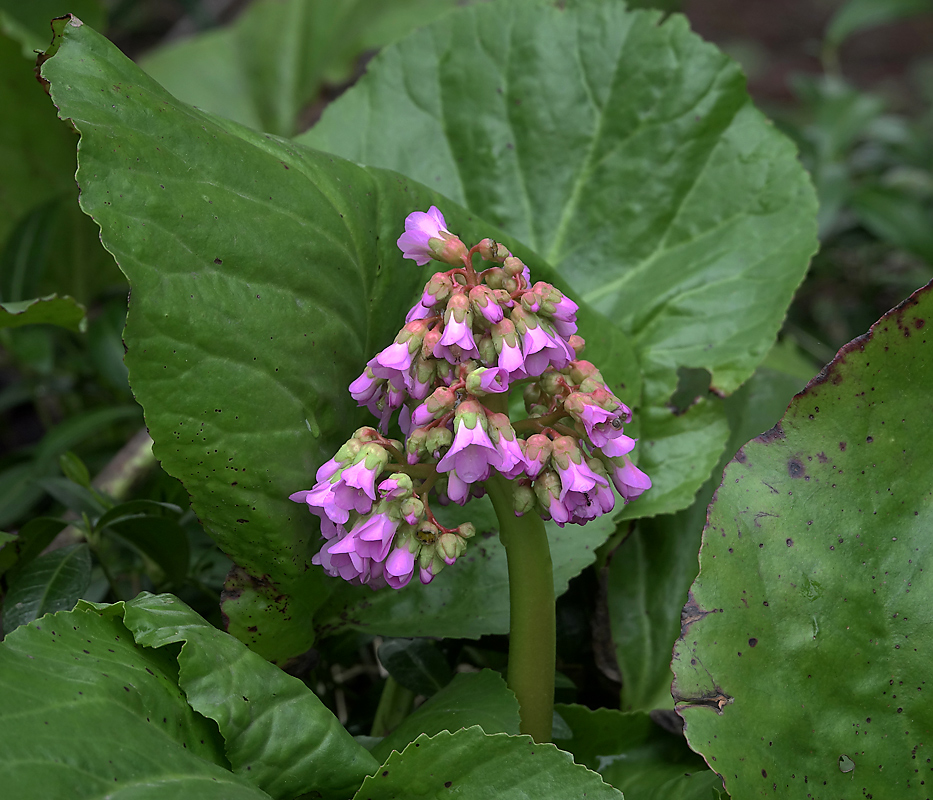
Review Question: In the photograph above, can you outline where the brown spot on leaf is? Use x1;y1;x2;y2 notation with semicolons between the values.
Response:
673;688;735;715
757;423;785;444
681;591;711;631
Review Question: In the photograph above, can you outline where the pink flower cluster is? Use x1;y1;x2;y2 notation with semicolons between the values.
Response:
292;207;650;589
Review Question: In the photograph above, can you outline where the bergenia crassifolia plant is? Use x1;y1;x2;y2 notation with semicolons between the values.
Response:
291;207;649;740
8;2;931;797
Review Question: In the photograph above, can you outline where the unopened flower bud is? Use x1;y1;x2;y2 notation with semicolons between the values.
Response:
503;256;525;278
484;268;507;290
406;427;429;464
425;425;454;457
523;433;552;479
512;482;537;515
470;285;504;324
568;334;585;356
457;521;476;539
424;273;453;307
422;326;442;359
569;359;604;386
477;332;497;365
476;238;499;261
539;370;566;397
399;496;425;525
437;531;466;564
429;232;469;266
523;383;544;408
520;292;540;313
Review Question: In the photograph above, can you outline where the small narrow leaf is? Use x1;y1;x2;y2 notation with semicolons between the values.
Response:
826;0;932;50
2;543;92;631
378;638;453;696
0;294;85;332
103;517;190;587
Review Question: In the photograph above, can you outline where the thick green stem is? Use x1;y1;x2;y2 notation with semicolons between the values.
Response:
486;473;555;743
370;675;415;738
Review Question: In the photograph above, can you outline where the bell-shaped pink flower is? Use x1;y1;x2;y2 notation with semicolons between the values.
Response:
384;546;417;589
397;206;467;266
608;455;652;501
352;512;399;562
436;400;499;483
599;434;636;458
397;206;450;265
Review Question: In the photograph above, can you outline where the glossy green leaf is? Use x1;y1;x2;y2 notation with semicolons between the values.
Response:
0;294;85;332
553;704;724;798
618;397;729;521
315;498;616;640
0;604;269;799
0;405;141;527
103;517;190;587
42;15;628;660
140;0;461;136
118;593;378;800
378;637;452;696
37;477;108;516
94;499;184;529
2;543;91;632
0;26;119;306
825;0;932;50
372;670;520;763
611;351;813;711
59;451;91;487
672;281;933;796
0;31;74;251
0;517;67;579
303;0;817;516
357;727;621;799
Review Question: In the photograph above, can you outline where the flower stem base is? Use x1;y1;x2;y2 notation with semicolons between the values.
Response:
486;473;555;743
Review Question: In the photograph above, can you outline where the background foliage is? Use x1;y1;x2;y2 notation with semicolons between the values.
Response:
1;0;931;797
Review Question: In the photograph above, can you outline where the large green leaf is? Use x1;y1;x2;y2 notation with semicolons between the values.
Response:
553;704;724;798
302;0;818;515
118;593;378;800
0;604;269;799
611;347;814;711
372;670;520;762
140;0;462;137
41;16;631;661
672;281;933;796
356;727;622;799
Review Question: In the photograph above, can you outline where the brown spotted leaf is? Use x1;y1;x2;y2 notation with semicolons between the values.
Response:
672;280;933;796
